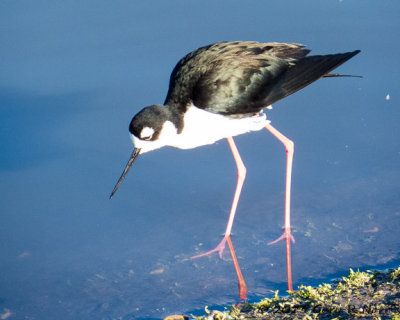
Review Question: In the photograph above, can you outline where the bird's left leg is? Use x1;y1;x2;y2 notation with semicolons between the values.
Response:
192;136;246;259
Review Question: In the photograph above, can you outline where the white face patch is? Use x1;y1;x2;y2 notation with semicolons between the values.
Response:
131;121;179;154
140;127;155;140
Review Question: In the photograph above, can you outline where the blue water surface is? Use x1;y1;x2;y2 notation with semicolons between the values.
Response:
1;1;400;319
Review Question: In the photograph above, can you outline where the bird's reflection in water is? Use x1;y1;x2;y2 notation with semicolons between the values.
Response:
225;235;247;300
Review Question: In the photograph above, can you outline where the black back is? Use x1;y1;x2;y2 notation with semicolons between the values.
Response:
164;41;360;118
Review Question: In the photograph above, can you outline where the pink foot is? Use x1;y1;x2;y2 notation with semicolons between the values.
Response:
191;237;227;259
268;229;295;245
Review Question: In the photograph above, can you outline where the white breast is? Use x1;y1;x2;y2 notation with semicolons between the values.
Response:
170;105;270;149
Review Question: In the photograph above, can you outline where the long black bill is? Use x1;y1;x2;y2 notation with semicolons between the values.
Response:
109;148;141;199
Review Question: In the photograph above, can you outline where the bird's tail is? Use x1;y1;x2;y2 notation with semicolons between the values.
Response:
263;50;361;106
323;73;362;78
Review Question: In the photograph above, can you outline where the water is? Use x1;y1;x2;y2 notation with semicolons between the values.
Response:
1;1;400;319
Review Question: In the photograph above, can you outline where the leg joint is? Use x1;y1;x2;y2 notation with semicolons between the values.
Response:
285;139;294;153
238;164;247;179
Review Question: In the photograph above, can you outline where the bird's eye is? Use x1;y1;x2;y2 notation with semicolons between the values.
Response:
140;127;155;141
142;135;152;141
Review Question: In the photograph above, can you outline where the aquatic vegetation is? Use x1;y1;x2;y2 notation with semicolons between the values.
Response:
186;267;400;320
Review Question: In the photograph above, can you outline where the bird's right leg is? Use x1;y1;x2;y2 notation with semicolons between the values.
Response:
264;122;295;292
191;136;246;259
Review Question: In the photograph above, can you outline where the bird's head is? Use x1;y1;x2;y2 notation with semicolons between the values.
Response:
128;104;178;153
110;104;178;198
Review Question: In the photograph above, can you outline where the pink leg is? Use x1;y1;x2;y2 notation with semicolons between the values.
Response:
191;136;246;259
264;123;295;292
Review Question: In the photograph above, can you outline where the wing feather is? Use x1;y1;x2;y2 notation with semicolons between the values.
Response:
164;41;359;117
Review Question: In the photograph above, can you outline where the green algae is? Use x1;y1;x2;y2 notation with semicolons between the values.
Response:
190;267;400;320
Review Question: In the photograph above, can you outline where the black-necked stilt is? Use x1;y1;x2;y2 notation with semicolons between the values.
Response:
110;41;360;293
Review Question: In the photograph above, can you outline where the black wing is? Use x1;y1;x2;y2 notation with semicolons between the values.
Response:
164;41;360;117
